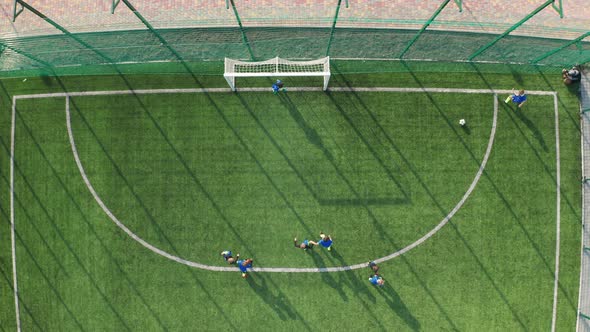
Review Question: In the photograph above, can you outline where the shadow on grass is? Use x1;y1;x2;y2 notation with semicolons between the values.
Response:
245;273;297;321
309;250;348;301
58;77;242;331
507;102;548;152
378;283;421;331
0;185;86;330
281;91;410;206
2;115;132;330
470;64;581;228
0;122;169;330
332;63;528;329
0;204;45;331
312;247;400;331
536;68;580;132
5;76;241;331
233;91;409;208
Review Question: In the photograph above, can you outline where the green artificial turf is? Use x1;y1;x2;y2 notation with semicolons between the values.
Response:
0;64;583;331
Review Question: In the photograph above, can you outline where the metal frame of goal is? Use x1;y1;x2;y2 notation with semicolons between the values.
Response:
224;56;331;91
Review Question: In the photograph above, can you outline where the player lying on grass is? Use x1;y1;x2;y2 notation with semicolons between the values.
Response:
294;237;318;250
220;250;239;264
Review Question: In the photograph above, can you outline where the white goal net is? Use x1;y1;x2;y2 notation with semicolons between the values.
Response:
224;57;331;91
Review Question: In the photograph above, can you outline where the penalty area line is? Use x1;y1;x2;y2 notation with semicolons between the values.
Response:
59;87;499;272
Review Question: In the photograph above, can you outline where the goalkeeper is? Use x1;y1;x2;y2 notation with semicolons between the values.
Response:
504;89;527;108
272;79;285;94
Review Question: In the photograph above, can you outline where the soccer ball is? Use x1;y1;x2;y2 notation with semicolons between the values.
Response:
459;119;466;126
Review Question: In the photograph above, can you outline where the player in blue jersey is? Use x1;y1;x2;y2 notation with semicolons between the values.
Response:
369;274;385;287
504;89;527;108
237;258;253;278
318;232;333;251
272;79;285;94
294;237;318;251
220;250;239;264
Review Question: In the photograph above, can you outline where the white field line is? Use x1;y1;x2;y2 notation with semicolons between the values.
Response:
551;93;562;332
10;95;22;331
14;87;556;100
64;97;233;272
374;94;498;264
53;87;500;272
577;101;585;332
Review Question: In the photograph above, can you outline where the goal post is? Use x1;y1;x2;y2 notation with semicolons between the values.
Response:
224;56;331;91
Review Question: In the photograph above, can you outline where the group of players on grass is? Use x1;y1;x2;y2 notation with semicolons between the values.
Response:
221;232;385;286
222;72;589;283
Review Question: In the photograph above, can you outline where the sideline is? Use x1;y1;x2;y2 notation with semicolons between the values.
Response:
10;95;21;331
551;93;561;332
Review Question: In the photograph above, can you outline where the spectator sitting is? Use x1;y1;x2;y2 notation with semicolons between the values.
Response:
562;66;581;85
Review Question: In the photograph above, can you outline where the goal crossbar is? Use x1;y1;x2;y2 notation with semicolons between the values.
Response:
224;56;330;91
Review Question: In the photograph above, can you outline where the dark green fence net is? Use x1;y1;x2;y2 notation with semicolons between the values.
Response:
0;1;588;77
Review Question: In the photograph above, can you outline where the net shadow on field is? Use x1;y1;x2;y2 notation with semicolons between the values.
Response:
535;68;583;225
499;105;578;312
3;114;170;330
0;201;44;331
71;69;318;329
207;92;316;236
399;62;531;329
471;64;581;224
280;92;410;206
475;62;581;229
0;82;169;329
245;274;299;322
317;87;458;327
10;109;133;330
235;90;406;315
329;63;527;328
319;247;420;331
467;64;578;314
309;250;349;301
378;283;421;332
54;76;242;331
505;102;548;152
0;171;85;329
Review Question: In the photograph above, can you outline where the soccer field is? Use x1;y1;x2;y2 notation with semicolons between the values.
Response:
0;69;582;331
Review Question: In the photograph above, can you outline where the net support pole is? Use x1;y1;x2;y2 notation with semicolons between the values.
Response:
12;0;117;66
228;0;255;60
453;0;463;13
399;0;452;59
111;0;121;14
531;32;590;64
468;0;555;61
12;0;23;22
551;0;564;18
326;0;343;56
